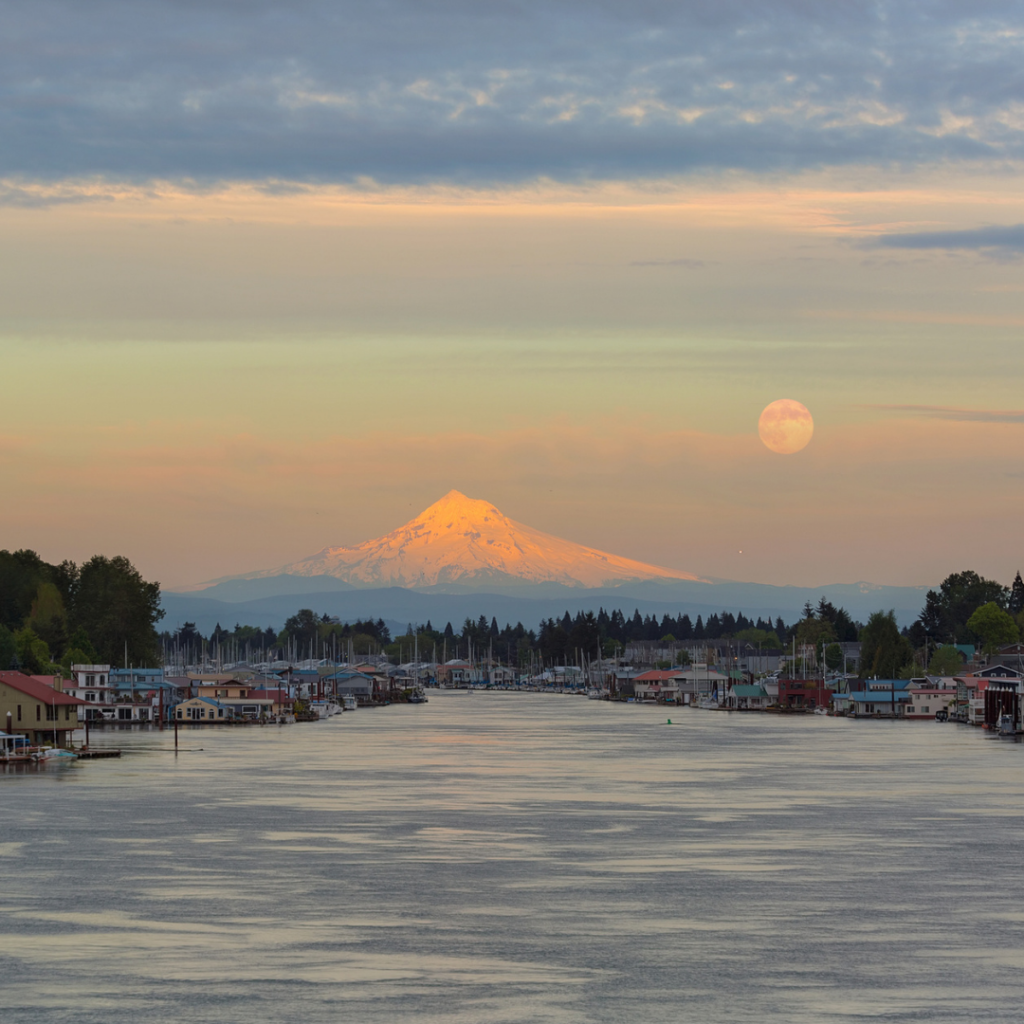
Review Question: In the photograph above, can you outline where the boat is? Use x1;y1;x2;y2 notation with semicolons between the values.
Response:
309;700;342;719
407;691;428;704
997;713;1018;737
697;698;720;710
32;747;78;762
341;696;357;712
586;688;604;700
813;707;829;716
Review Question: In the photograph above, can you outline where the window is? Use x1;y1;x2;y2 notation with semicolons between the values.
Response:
17;705;21;721
86;693;95;701
46;705;57;721
922;706;929;714
86;675;94;685
65;706;71;721
36;705;41;721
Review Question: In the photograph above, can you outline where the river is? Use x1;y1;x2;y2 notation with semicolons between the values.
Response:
2;692;1022;1023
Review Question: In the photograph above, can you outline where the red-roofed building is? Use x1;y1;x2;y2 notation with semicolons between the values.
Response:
0;671;86;748
633;669;686;703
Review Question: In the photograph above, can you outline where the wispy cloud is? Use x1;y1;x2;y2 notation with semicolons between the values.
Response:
866;404;1024;423
629;258;707;268
871;224;1024;256
0;181;115;208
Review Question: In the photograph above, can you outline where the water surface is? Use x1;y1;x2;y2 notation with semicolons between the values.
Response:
2;694;1022;1023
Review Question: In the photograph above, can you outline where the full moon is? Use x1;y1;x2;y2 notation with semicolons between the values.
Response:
758;399;814;454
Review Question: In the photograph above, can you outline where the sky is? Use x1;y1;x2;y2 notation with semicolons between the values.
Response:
3;0;1024;590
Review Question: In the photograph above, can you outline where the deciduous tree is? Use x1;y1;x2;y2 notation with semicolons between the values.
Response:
73;555;163;666
966;602;1019;655
918;571;1009;643
928;644;964;677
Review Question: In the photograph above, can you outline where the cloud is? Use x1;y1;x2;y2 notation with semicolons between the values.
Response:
3;1;1024;184
628;258;707;268
0;181;115;208
866;404;1024;423
871;224;1024;255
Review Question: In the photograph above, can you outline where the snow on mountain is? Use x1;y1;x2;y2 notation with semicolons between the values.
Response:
207;490;701;590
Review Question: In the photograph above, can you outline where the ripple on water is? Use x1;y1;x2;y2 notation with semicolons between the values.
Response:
1;694;1023;1023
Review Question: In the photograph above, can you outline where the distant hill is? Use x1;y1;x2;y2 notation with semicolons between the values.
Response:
161;577;929;635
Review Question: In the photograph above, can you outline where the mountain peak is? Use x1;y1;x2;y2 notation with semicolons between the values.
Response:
419;489;502;523
211;491;703;590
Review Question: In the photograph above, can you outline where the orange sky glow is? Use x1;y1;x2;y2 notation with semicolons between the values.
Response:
3;170;1024;590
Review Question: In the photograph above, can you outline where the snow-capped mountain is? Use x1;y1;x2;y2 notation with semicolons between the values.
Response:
205;490;701;590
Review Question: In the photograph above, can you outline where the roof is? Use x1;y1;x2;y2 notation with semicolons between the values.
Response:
634;670;682;681
732;685;768;697
0;672;86;705
848;691;908;703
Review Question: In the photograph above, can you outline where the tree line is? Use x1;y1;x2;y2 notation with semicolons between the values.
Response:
244;569;1024;678
6;544;1019;683
0;549;164;673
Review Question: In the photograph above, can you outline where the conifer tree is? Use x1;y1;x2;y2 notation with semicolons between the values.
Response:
1010;571;1024;615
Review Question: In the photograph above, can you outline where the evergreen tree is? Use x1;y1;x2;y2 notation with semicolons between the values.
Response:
1010;572;1024;615
859;610;913;678
0;624;17;669
678;614;693;640
693;615;705;640
629;610;643;639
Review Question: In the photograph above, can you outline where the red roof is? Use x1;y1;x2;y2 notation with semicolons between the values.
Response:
634;670;682;682
0;671;87;705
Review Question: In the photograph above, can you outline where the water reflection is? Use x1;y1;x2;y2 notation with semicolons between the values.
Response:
1;694;1022;1022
